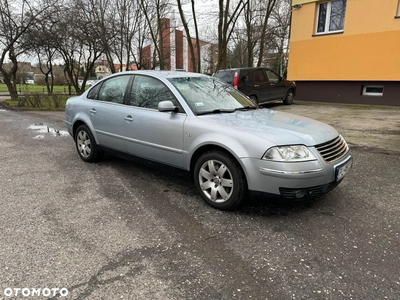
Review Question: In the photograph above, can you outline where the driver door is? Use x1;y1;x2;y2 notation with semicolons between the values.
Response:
123;75;187;168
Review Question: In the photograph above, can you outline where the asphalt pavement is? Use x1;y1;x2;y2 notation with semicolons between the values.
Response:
0;103;399;299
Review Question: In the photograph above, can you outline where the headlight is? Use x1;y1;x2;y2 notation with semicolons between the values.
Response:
263;145;317;162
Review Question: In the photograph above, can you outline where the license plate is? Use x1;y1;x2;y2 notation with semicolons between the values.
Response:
335;157;353;181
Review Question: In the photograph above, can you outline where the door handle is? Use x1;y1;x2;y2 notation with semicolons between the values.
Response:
254;84;259;87
124;115;134;122
89;108;96;114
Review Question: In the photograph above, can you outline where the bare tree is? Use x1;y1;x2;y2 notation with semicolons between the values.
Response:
85;0;118;73
176;0;201;72
269;0;291;76
216;0;248;70
24;6;61;94
52;0;105;93
225;0;289;70
256;0;278;67
139;0;171;70
111;0;149;71
0;0;55;99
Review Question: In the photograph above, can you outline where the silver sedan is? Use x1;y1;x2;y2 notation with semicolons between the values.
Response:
65;71;352;210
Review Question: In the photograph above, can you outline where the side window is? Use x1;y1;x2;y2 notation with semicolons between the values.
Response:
252;70;267;83
87;83;102;99
266;70;280;84
129;75;177;109
97;75;131;104
239;69;252;84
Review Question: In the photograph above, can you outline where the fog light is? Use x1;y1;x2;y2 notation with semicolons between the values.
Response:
294;190;306;199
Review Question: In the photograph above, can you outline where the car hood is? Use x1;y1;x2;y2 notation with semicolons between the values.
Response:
199;108;339;146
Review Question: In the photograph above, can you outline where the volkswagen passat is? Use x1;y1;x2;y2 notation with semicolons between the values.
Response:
65;71;352;210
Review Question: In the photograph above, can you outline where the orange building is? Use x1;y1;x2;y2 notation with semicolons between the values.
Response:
288;0;400;106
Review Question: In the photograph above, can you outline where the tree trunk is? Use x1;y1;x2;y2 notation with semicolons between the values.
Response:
2;75;18;100
192;0;201;72
257;0;277;67
177;0;196;72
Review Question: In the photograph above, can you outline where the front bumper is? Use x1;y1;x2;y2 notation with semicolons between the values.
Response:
241;154;352;199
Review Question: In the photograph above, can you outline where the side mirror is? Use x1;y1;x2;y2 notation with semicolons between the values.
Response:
158;100;178;112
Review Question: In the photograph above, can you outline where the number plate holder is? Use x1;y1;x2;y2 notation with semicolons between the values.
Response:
335;157;353;182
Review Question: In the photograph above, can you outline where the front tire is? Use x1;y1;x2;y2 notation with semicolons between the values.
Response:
283;89;295;105
194;151;247;210
249;95;258;105
75;125;102;162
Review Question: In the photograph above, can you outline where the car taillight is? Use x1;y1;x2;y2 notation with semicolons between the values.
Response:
233;71;239;89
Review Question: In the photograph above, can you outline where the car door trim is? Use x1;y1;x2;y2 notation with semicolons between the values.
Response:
95;129;183;154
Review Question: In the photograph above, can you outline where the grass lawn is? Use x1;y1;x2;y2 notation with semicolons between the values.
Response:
3;94;70;111
0;83;69;93
0;83;81;111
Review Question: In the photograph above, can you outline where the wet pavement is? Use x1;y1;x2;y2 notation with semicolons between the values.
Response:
0;103;399;299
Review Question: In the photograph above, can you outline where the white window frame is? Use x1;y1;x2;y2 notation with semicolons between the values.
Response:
315;0;346;35
362;86;384;97
397;0;400;16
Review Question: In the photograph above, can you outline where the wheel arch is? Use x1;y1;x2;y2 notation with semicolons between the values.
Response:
71;115;97;143
287;87;296;96
72;120;87;140
189;144;248;184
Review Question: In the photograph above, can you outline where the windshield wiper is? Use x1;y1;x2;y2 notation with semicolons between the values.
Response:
234;106;257;111
197;109;235;116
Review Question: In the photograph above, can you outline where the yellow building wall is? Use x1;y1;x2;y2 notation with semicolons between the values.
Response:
288;0;400;81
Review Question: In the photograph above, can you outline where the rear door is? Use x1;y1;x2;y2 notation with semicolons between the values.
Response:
86;75;132;152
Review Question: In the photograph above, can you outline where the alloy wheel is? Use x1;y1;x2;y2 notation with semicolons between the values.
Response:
198;159;234;203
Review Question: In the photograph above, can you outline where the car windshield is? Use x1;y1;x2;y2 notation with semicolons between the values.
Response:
169;76;257;115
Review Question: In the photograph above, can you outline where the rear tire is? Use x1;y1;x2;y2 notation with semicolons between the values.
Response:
75;125;103;162
194;151;247;210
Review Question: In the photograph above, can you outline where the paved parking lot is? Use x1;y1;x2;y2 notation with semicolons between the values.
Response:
276;101;400;154
0;102;399;299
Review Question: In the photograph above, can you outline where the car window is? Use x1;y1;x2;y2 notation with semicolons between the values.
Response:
169;76;256;115
213;70;235;84
97;75;131;104
239;69;252;84
87;82;102;99
253;70;267;83
266;70;280;84
128;75;178;110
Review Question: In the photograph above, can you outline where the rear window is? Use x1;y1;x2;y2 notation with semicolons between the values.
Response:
213;70;235;84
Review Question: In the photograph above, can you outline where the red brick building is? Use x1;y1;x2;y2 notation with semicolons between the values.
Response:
142;18;217;74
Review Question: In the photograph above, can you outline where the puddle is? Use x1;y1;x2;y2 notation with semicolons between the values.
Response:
28;123;69;139
0;109;6;112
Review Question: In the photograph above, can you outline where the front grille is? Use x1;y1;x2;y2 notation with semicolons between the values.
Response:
315;135;349;163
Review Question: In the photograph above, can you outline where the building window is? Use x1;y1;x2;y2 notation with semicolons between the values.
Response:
362;86;384;97
316;0;347;34
397;0;400;17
